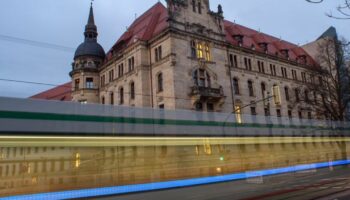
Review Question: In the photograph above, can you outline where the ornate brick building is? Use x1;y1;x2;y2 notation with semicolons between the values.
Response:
32;0;332;119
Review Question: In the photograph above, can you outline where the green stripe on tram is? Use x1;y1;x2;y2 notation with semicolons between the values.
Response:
0;110;346;131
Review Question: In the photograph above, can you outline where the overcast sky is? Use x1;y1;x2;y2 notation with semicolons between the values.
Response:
0;0;348;98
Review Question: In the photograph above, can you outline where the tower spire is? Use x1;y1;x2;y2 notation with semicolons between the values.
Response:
84;2;98;42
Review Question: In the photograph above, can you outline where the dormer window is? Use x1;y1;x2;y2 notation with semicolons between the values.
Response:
233;34;244;46
297;55;307;65
280;49;289;59
259;42;268;52
251;44;255;50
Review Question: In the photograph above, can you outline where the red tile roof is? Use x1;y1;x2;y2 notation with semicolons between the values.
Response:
105;2;317;67
30;82;72;101
32;2;319;101
224;20;318;67
105;2;168;61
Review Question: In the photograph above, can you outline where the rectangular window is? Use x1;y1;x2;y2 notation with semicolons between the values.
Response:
118;63;124;77
258;61;265;73
110;92;114;105
281;67;288;78
100;75;106;87
130;83;135;100
192;0;196;12
270;64;276;76
292;70;297;80
205;44;211;61
191;41;197;58
295;89;300;102
308;112;312;120
74;79;80;90
285;87;290;101
159;104;165;109
119;88;124;105
250;107;257;115
244;58;252;71
288;110;293;119
229;54;238;68
108;70;114;82
198;2;202;14
85;78;94;89
301;72;306;82
207;103;214;112
318;76;323;86
276;109;282;117
155;46;162;62
264;107;270;116
128;57;135;72
197;43;204;59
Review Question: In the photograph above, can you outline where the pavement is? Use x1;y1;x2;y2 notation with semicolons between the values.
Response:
92;165;350;200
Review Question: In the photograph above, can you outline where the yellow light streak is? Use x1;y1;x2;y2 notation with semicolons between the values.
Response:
0;136;349;147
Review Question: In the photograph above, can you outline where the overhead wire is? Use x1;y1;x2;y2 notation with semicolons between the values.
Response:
0;34;75;52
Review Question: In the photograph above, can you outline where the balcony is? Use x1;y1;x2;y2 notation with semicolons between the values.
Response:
190;86;224;100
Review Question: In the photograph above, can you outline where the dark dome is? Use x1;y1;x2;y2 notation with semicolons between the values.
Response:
74;41;105;59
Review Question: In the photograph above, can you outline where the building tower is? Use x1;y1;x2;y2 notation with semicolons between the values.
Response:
70;3;105;103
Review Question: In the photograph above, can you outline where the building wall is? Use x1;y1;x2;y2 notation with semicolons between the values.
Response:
71;1;323;119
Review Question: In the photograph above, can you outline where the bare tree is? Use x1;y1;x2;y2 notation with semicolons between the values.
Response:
293;37;350;121
306;0;350;19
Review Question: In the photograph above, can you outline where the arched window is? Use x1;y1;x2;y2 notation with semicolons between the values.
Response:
233;78;240;95
248;80;254;97
284;87;290;101
261;82;266;98
119;87;124;105
110;92;114;105
191;40;197;58
295;88;300;102
101;96;105;105
193;69;211;88
304;90;309;102
130;82;135;100
205;43;210;61
195;102;203;111
158;73;163;92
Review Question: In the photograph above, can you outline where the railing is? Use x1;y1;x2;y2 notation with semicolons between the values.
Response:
190;86;224;98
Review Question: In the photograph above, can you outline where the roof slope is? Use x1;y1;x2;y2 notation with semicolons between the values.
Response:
30;82;72;101
105;2;168;61
224;20;317;67
318;26;337;40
